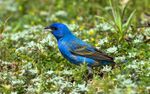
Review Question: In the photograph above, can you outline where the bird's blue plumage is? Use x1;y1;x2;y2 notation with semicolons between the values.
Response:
45;23;115;67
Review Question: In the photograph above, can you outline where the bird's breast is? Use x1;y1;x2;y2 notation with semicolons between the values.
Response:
58;41;69;56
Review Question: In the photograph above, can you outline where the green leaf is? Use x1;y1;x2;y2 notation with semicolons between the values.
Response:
124;10;136;32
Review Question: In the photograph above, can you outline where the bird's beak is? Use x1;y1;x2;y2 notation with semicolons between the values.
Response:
44;26;52;32
44;26;51;30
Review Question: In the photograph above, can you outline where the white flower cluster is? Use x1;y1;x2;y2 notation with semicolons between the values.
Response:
115;55;126;62
68;24;79;31
61;70;73;75
99;37;108;45
71;83;88;94
40;34;55;46
3;25;43;42
128;52;137;58
4;25;56;53
96;23;112;31
144;28;150;36
0;0;18;12
115;74;137;88
55;10;68;17
133;34;144;43
127;60;149;70
101;65;112;72
106;46;118;53
46;10;68;22
0;60;87;93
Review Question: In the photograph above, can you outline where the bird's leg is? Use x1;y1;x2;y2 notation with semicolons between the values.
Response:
87;66;93;79
87;66;92;74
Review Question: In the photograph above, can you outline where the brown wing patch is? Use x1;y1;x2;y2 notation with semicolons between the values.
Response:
70;46;114;63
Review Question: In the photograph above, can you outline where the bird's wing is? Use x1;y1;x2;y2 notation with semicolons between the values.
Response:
68;40;114;62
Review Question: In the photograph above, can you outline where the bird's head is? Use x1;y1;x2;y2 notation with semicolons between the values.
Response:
45;23;72;40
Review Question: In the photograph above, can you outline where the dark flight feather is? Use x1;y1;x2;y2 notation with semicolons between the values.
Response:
69;43;114;62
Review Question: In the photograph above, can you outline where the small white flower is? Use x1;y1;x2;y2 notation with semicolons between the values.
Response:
96;23;111;31
29;69;38;74
122;79;132;84
133;38;142;43
116;74;125;80
101;65;112;72
144;28;150;36
32;77;40;82
27;41;36;47
115;55;126;62
46;70;54;75
51;76;64;83
113;87;122;94
128;52;137;58
62;70;72;75
55;79;64;85
121;79;136;87
106;46;117;53
68;24;79;31
99;37;108;45
138;60;145;65
15;46;26;52
26;85;36;92
77;83;88;91
55;10;68;17
40;34;53;44
22;62;33;69
23;24;30;28
128;33;134;38
36;43;44;50
137;34;144;40
5;1;17;12
127;64;138;69
11;79;24;85
48;41;55;46
40;11;49;16
1;60;11;65
132;34;144;44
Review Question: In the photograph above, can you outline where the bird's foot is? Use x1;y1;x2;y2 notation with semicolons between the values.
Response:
98;72;104;78
87;66;93;80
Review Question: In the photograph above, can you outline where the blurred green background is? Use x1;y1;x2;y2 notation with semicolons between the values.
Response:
0;0;150;32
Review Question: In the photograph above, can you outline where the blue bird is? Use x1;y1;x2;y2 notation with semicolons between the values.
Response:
45;23;115;76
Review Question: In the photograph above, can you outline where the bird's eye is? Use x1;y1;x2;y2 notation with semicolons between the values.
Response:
51;27;58;31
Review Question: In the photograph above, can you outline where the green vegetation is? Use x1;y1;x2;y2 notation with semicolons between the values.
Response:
0;0;150;93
